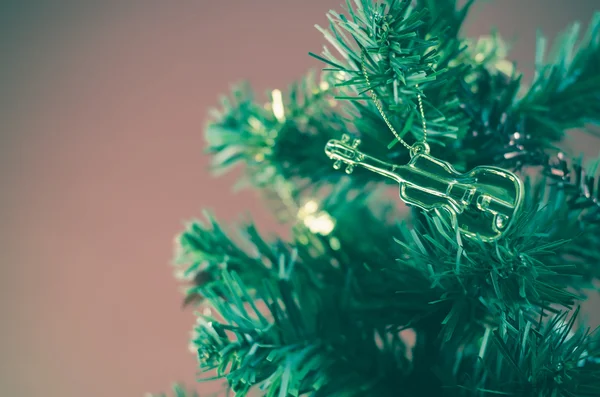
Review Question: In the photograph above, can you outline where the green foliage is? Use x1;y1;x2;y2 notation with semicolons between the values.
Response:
449;309;600;396
310;0;473;151
172;171;600;395
205;3;600;199
204;71;352;196
191;269;412;396
162;1;600;396
174;212;285;295
518;13;600;140
461;12;600;170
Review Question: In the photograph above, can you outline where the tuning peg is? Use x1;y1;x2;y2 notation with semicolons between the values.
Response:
352;138;361;148
341;134;350;143
333;160;342;170
345;164;354;174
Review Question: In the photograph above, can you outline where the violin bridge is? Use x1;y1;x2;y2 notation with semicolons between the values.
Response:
447;184;476;206
476;194;492;212
460;188;476;206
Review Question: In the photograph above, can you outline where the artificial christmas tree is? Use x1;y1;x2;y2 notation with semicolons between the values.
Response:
156;1;600;395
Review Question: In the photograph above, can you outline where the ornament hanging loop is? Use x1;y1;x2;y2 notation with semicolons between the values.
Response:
410;142;430;157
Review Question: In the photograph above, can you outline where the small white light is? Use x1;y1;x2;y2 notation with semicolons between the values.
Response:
297;200;336;235
271;89;285;122
303;200;319;214
304;213;336;235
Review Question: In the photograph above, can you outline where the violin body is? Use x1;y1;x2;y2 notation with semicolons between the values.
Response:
398;153;523;241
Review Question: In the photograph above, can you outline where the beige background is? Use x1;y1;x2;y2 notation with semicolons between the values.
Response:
1;1;599;396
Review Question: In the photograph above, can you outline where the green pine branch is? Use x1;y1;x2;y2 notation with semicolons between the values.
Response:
205;5;600;202
204;71;352;196
544;152;600;225
517;13;600;139
309;0;473;161
204;1;479;199
174;205;600;395
190;265;413;396
173;170;600;395
311;3;599;171
541;153;600;283
173;212;296;304
446;309;600;396
458;12;600;170
176;2;600;396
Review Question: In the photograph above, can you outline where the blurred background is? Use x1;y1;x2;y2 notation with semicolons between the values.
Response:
1;1;599;396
